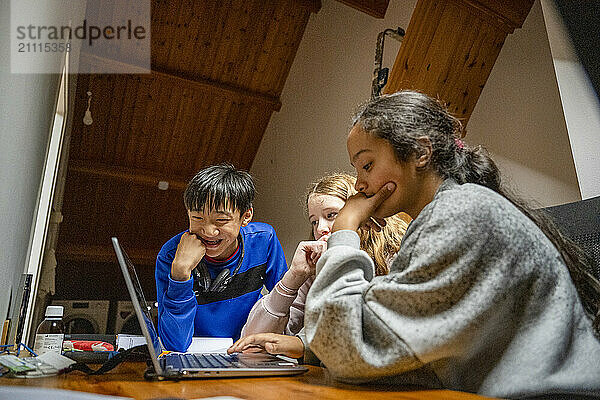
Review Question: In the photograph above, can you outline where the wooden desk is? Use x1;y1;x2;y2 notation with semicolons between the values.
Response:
1;362;491;399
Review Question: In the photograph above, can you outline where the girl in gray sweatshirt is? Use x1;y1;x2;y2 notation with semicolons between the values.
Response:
304;91;600;399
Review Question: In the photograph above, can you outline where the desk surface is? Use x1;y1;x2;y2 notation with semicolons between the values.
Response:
0;362;493;400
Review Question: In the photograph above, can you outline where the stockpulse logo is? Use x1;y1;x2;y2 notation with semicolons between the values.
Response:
16;19;147;47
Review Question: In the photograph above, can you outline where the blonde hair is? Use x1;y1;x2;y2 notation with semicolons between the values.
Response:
306;173;409;276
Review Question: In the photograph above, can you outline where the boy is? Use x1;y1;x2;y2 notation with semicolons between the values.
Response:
155;164;288;352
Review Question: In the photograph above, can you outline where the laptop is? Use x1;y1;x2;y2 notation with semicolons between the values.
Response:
111;237;308;379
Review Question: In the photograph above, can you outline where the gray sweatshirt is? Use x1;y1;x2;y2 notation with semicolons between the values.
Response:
304;179;600;398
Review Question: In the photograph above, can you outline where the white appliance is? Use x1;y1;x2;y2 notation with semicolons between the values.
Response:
114;300;159;334
114;300;138;334
52;300;110;334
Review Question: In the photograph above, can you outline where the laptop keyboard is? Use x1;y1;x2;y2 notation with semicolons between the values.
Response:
169;353;242;369
165;352;291;370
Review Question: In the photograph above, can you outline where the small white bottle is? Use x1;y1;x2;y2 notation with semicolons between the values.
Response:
33;305;65;356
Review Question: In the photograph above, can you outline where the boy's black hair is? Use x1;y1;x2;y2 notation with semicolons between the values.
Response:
184;163;255;214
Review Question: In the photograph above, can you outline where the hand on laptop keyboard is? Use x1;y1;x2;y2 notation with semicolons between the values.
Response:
228;333;304;359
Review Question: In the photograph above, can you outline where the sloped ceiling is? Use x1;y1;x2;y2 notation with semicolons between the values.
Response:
57;0;321;267
56;0;389;271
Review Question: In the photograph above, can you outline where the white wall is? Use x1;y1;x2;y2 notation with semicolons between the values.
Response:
467;0;580;206
251;0;581;261
539;0;600;200
0;2;61;326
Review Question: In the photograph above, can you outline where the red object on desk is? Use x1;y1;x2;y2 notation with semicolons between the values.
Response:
63;340;114;352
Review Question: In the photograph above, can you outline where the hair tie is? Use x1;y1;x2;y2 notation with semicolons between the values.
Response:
454;137;465;149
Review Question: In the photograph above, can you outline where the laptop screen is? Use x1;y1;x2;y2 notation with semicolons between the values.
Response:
111;237;163;372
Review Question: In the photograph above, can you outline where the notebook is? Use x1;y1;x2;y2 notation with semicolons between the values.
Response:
111;237;308;379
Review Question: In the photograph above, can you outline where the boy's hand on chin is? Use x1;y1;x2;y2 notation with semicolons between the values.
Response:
333;182;395;232
171;232;207;281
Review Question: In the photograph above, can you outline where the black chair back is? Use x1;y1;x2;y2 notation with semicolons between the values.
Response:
543;196;600;280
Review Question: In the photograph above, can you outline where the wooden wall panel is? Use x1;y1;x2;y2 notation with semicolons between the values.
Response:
384;0;534;126
465;0;535;28
55;260;156;301
57;167;187;266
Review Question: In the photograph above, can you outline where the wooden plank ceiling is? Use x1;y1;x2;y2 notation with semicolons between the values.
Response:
384;0;534;127
57;0;321;267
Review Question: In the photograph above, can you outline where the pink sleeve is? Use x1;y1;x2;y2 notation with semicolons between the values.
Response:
241;276;314;337
284;276;313;335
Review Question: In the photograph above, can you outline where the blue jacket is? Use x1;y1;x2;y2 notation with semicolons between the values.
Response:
155;222;287;352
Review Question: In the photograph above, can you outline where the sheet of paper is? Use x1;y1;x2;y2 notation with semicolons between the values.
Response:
185;337;233;353
115;334;146;350
115;334;233;353
38;351;76;370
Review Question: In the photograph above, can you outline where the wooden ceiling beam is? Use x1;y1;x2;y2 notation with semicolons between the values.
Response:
464;0;534;31
335;0;389;18
151;67;283;111
383;0;535;126
80;53;282;111
69;160;188;191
